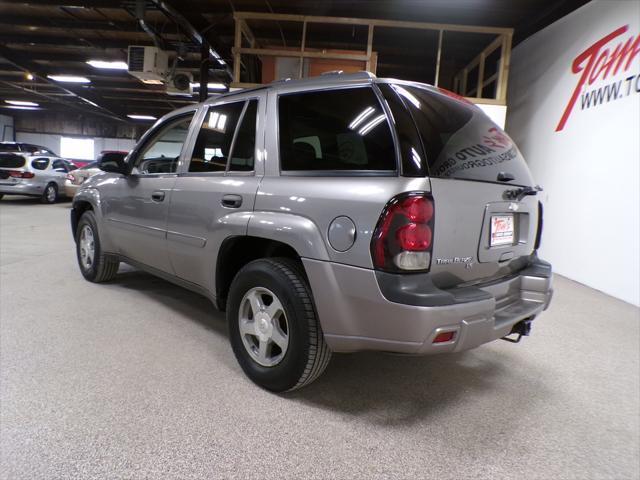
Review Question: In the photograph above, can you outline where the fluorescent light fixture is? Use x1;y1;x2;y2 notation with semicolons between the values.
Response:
47;75;91;83
207;112;228;132
86;60;128;70
127;114;157;121
82;98;99;108
358;114;386;136
349;106;375;130
190;82;227;90
2;105;40;110
140;79;163;85
5;100;39;107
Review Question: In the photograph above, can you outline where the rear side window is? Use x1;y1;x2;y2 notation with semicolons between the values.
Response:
0;154;25;168
31;158;50;170
390;84;534;186
190;102;245;173
278;87;396;172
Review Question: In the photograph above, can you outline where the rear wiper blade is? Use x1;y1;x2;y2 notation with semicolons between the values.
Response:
504;185;543;201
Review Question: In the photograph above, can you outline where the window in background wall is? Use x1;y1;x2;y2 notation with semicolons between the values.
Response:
60;137;94;160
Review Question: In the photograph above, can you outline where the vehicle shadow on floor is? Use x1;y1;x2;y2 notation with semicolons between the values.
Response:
108;265;552;427
110;265;228;337
289;350;543;426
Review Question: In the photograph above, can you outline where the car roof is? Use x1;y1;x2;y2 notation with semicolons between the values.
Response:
156;72;440;124
204;71;378;105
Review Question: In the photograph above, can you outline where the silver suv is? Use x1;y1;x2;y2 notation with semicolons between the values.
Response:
71;72;553;391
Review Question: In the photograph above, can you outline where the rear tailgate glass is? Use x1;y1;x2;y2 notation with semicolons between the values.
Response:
391;84;534;187
0;154;26;168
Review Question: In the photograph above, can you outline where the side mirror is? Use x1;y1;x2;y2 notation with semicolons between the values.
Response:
98;151;128;174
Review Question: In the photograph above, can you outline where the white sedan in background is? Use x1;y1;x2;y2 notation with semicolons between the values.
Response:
64;161;100;197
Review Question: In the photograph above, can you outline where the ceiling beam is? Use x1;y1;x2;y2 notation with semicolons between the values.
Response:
0;0;135;7
0;15;141;32
0;35;148;51
0;45;127;121
0;80;129;121
150;0;233;80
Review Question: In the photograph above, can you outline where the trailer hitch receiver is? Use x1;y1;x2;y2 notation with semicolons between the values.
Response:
501;317;534;343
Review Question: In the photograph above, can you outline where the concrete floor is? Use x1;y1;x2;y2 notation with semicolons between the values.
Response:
1;196;638;480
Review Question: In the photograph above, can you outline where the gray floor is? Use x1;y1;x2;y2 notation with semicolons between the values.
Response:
1;197;638;480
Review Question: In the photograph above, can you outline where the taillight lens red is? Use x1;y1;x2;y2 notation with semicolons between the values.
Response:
8;170;34;179
402;196;434;223
371;192;435;272
396;223;432;251
66;174;76;182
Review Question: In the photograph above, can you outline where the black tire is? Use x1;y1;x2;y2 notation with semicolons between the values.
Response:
75;210;119;282
227;258;332;392
41;183;58;204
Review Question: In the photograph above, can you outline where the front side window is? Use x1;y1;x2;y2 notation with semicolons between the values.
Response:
52;159;68;171
133;114;193;175
65;161;78;171
189;102;245;173
278;87;396;172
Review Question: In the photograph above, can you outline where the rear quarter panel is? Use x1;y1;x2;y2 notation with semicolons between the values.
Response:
252;176;430;267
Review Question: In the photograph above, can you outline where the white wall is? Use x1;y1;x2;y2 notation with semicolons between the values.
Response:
508;0;640;306
15;132;136;160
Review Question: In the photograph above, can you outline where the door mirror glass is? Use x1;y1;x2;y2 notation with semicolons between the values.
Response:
98;151;128;174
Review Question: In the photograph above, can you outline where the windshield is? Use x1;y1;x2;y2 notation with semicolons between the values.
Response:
390;84;534;187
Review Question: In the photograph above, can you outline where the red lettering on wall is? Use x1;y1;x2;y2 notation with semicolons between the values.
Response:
556;25;639;132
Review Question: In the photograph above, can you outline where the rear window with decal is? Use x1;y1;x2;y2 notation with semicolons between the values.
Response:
389;84;534;187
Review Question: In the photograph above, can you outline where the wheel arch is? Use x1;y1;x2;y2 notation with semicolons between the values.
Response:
215;235;306;311
70;189;103;240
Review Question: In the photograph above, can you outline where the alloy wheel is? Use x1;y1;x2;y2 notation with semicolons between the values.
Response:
238;287;290;367
79;225;95;270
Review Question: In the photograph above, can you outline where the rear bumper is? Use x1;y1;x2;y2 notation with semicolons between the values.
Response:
0;181;42;197
303;256;553;354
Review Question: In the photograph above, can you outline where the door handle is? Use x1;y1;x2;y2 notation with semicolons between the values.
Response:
221;194;243;208
151;191;165;202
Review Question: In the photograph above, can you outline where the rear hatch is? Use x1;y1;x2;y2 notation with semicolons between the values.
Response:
0;153;27;183
388;83;540;288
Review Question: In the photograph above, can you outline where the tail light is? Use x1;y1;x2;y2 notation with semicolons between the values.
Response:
371;192;434;272
8;170;34;179
66;173;76;182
